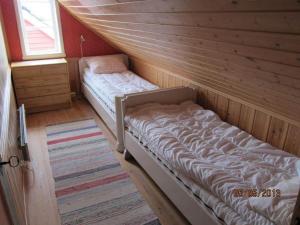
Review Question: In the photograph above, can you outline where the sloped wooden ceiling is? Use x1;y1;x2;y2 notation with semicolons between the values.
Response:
59;0;300;125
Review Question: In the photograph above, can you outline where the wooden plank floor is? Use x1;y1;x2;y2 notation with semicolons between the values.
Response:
24;97;190;225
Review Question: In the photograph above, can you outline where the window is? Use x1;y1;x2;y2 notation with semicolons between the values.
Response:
14;0;65;59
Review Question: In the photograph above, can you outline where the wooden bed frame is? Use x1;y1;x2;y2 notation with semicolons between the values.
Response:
79;55;129;153
291;189;300;225
118;87;223;225
118;87;300;225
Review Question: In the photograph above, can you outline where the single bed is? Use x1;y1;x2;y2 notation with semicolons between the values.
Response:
118;87;300;225
79;54;158;152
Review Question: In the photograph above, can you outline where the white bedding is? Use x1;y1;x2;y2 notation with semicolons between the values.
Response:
83;69;158;114
124;101;300;225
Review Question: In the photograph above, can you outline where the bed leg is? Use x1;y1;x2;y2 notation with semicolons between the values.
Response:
115;142;124;153
124;149;132;161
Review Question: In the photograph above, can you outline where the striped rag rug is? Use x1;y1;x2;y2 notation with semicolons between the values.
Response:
46;119;160;225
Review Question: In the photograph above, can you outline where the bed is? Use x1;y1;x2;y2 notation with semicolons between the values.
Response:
118;87;300;225
79;54;158;152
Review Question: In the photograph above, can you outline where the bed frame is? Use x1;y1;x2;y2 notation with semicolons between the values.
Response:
291;188;300;225
79;55;129;153
118;87;224;225
118;86;300;225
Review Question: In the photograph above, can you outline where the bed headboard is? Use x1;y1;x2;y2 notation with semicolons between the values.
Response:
115;87;197;153
121;87;197;113
78;54;129;81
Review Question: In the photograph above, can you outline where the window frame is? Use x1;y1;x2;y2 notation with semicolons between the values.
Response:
14;0;65;60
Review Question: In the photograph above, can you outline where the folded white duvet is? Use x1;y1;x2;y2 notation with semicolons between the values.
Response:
83;69;158;113
125;101;300;225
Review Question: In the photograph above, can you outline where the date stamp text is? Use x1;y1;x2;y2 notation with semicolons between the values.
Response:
232;188;281;198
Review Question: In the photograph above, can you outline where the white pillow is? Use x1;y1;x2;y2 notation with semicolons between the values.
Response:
86;55;128;74
248;176;300;225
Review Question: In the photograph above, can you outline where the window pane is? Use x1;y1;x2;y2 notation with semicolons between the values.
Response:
17;0;63;56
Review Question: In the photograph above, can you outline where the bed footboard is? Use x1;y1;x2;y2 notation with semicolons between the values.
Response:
115;96;125;153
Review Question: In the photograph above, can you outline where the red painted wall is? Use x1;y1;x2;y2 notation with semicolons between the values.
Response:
59;6;118;58
0;0;118;61
0;0;22;61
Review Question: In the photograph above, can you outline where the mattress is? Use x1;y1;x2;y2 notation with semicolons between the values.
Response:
83;69;158;114
124;101;300;225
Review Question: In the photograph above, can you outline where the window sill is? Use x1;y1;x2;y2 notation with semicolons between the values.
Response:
22;53;66;61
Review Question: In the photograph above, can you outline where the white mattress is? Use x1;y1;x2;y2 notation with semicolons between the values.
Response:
125;101;300;225
83;69;158;114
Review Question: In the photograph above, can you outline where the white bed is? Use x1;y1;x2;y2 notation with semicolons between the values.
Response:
79;54;158;152
119;87;300;225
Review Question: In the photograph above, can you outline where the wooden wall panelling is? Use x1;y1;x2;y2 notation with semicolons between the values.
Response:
251;111;271;141
83;19;300;53
267;117;289;149
215;95;229;121
205;91;218;112
5;89;25;225
197;87;207;108
0;7;25;224
99;32;298;95
0;87;26;225
91;26;300;70
160;72;171;88
101;32;300;100
175;77;183;86
110;32;300;92
131;59;158;84
284;125;300;156
226;100;242;127
163;73;171;88
64;0;300;12
181;79;190;87
78;31;300;89
238;105;255;133
79;12;300;34
0;184;11;225
167;75;176;88
157;72;164;88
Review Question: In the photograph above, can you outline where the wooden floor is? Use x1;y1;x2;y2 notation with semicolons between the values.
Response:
24;97;190;225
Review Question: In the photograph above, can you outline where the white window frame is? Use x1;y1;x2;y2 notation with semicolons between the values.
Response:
14;0;65;60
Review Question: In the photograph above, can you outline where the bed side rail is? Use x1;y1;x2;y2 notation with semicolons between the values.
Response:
291;188;300;225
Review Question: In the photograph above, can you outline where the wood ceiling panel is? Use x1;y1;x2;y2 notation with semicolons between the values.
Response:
98;31;300;94
83;19;300;52
58;0;300;125
65;0;300;12
95;28;300;68
60;0;144;7
80;12;300;33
